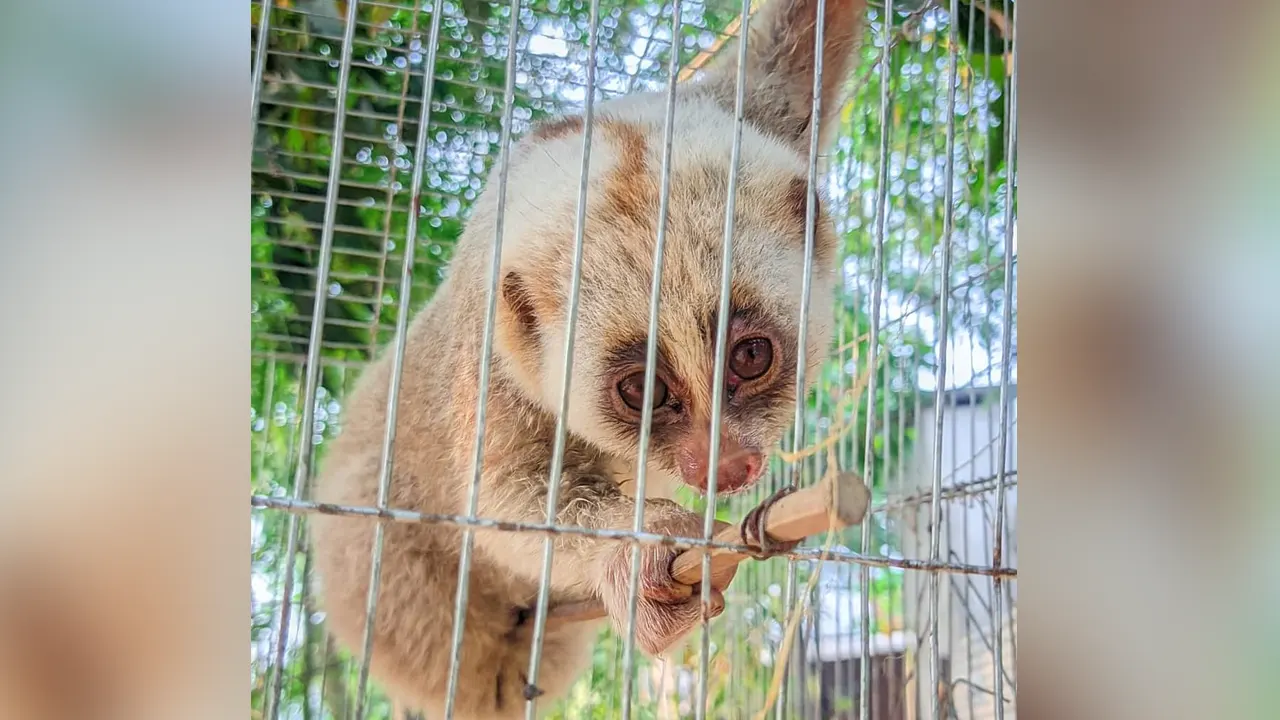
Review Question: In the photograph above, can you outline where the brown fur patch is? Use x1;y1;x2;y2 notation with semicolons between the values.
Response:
598;120;657;228
785;176;809;222
501;271;540;335
529;115;583;142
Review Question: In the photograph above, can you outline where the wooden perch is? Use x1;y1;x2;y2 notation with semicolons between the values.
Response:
546;470;871;625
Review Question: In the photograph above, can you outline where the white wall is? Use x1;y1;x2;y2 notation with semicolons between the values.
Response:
897;386;1017;719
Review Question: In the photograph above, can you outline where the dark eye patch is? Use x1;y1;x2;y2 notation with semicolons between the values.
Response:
603;339;670;376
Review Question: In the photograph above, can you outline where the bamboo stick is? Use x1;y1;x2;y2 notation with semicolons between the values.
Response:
547;470;871;624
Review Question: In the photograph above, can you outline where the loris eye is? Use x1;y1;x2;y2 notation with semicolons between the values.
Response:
729;338;773;380
617;372;669;412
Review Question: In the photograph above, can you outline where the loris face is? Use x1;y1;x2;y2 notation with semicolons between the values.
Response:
596;292;809;496
489;91;839;497
485;1;853;497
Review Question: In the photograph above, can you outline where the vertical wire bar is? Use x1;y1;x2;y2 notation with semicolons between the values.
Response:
963;6;986;714
887;46;924;717
833;319;849;715
522;0;603;714
443;0;525;713
929;1;962;717
337;367;359;720
859;3;894;720
350;2;447;718
619;3;683;717
251;0;273;129
904;53;935;710
836;138;860;718
952;6;980;712
696;0;753;715
962;425;976;720
772;0;831;713
254;356;277;495
914;31;943;713
297;529;317;720
910;348;924;716
251;356;277;691
879;341;891;709
263;1;362;717
767;408;784;714
990;1;1018;716
890;355;907;720
775;459;794;715
1001;0;1020;689
814;380;829;720
805;402;822;719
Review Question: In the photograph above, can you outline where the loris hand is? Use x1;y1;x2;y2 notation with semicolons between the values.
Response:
598;509;738;657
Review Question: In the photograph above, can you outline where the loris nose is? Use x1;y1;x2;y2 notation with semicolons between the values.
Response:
677;433;764;495
717;451;762;494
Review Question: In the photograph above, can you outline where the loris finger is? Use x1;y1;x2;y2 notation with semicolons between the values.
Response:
637;547;693;603
633;590;725;657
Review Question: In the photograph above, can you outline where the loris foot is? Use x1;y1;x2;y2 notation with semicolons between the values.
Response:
598;510;738;657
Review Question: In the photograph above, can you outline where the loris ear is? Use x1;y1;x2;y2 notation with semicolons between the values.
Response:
699;0;868;153
494;267;545;381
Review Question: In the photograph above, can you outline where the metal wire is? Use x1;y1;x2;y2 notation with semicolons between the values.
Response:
959;5;983;714
833;92;861;720
522;0;603;713
350;2;447;718
252;494;1020;578
859;4;895;719
619;1;683;717
696;0;754;715
443;0;526;713
262;1;363;717
774;0;832;714
928;0;963;717
251;0;273;130
991;1;1019;716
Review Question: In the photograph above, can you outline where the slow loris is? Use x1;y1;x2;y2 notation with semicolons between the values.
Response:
310;0;868;716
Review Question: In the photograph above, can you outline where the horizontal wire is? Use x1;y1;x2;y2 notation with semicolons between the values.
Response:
257;91;517;137
250;495;1019;579
256;139;489;169
255;119;448;152
268;2;739;58
252;258;443;285
263;46;648;102
876;471;1018;512
251;350;368;369
254;332;373;353
253;187;418;214
270;313;399;335
251;234;410;263
253;283;386;308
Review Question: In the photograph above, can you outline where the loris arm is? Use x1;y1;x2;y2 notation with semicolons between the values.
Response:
469;469;696;599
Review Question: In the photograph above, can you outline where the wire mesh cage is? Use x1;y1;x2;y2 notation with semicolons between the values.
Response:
250;0;1017;718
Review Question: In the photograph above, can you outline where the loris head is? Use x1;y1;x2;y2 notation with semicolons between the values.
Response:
482;0;867;495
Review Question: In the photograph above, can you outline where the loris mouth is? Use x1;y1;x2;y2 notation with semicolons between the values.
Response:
689;472;762;497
